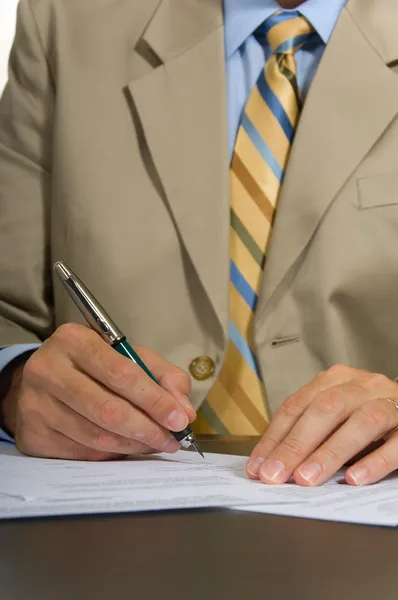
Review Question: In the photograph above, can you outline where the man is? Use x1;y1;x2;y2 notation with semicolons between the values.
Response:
1;0;398;488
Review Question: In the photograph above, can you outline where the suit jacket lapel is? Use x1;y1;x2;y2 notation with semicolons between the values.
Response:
126;0;398;341
257;6;398;318
127;0;230;339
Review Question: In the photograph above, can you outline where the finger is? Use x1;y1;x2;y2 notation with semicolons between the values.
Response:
345;435;398;486
247;365;362;479
136;346;196;421
252;383;359;484
55;375;181;452
256;384;353;484
345;415;398;485
29;331;190;433
37;393;171;456
16;422;127;461
65;329;190;431
294;398;398;486
24;365;181;452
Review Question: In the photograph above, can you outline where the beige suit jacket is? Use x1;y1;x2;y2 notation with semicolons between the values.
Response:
1;0;398;415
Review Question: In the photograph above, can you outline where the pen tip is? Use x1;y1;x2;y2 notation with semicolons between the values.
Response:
192;442;205;459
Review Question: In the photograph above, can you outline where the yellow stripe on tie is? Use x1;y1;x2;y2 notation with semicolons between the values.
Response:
234;129;281;206
196;10;315;435
217;364;269;432
267;17;307;53
206;377;260;435
223;343;269;422
191;411;216;435
208;340;270;425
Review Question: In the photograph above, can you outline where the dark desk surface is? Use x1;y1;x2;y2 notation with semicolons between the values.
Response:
1;437;398;600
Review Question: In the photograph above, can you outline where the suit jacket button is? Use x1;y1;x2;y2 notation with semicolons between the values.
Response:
189;356;216;381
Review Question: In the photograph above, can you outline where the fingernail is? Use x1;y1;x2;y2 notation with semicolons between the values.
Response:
260;460;286;483
180;395;197;420
247;457;265;477
167;410;188;431
161;438;180;453
297;463;322;485
348;466;369;486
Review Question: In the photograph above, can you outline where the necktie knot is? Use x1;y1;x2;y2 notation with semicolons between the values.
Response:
256;10;316;55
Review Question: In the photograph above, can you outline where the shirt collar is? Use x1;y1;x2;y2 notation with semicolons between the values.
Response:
224;0;347;58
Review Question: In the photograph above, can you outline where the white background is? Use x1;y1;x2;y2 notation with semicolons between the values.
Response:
0;0;18;94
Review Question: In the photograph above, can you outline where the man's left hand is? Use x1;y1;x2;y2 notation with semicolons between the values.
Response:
247;365;398;486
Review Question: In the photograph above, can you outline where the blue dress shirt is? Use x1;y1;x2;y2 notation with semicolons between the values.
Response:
0;344;40;442
225;0;347;156
0;0;347;442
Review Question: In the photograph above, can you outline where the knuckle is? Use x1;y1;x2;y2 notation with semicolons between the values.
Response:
150;391;173;419
322;443;344;464
366;373;391;390
17;392;42;424
159;368;192;397
107;361;134;391
98;398;124;429
313;390;345;416
359;402;388;428
256;435;279;456
143;428;165;450
374;450;391;472
23;353;48;385
279;395;306;418
312;371;325;383
260;434;279;450
54;322;85;347
134;345;150;356
92;431;120;452
326;364;352;379
281;436;305;458
173;368;192;392
23;352;68;397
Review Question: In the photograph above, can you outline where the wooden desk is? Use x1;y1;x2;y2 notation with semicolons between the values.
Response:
1;438;397;600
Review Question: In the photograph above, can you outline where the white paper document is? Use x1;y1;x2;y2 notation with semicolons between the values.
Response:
0;442;296;520
1;442;398;526
232;470;398;527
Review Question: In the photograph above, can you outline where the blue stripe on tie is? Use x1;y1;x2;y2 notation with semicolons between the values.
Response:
229;320;261;377
241;113;284;182
275;32;317;54
257;70;294;143
258;11;300;39
230;260;258;311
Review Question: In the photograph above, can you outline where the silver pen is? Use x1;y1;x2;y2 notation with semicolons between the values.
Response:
54;261;204;458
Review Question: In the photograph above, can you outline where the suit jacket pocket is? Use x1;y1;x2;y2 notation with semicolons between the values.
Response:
357;172;398;209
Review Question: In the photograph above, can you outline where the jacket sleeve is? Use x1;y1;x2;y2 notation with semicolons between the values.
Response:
0;0;55;346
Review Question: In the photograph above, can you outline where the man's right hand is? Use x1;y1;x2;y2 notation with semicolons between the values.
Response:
2;323;196;460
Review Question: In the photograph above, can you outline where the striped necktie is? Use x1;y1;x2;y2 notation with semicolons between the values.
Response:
193;11;317;435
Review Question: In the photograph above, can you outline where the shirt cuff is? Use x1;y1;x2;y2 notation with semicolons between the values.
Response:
0;344;41;443
0;427;15;443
